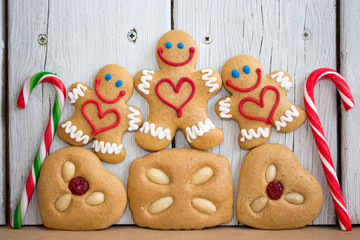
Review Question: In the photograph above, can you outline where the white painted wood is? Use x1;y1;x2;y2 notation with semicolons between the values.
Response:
0;0;5;225
174;0;337;225
340;0;360;224
8;0;170;225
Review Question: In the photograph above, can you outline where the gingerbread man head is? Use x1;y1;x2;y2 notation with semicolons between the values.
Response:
155;30;199;70
222;55;264;94
94;64;134;103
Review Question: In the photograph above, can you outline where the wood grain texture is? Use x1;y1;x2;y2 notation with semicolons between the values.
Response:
174;0;337;225
0;0;5;225
340;0;360;224
8;0;170;225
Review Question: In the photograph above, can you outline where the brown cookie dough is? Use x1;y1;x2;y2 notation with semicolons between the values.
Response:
236;143;323;229
38;147;127;230
127;148;233;230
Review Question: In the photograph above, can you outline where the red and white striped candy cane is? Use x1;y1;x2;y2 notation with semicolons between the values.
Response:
304;68;354;231
11;72;66;229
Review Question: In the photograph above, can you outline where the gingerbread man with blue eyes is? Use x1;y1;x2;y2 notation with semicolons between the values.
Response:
134;29;223;151
216;55;306;149
57;64;142;163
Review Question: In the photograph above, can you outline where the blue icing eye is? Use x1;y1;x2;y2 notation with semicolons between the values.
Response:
105;74;112;81
232;69;240;78
115;80;123;87
177;42;184;49
243;65;250;74
165;42;172;49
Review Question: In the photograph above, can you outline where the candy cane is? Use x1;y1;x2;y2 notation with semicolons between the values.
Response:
304;68;354;231
11;72;66;229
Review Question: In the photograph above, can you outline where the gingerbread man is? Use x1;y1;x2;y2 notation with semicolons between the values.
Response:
57;64;142;163
216;55;306;149
134;30;223;151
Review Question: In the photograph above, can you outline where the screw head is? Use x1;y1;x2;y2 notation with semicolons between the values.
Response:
203;34;212;44
37;34;48;45
127;30;137;42
302;29;311;40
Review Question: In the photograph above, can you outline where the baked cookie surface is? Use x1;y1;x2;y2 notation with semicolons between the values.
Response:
38;147;127;230
236;143;323;229
128;148;233;229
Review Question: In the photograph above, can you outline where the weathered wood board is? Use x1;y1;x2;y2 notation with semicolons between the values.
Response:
340;0;360;224
8;0;170;225
174;0;337;225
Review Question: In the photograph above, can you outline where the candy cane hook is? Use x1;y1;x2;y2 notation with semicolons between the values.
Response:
11;72;66;229
304;68;354;231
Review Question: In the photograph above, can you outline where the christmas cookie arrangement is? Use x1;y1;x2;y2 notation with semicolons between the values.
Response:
134;29;223;151
127;149;233;229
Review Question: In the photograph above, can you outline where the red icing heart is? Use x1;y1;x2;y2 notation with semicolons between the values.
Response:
238;86;280;124
81;99;121;135
155;77;196;117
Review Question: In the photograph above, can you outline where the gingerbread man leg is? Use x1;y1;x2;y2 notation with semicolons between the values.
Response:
181;116;224;150
135;115;176;151
273;103;306;133
92;132;125;163
237;120;271;149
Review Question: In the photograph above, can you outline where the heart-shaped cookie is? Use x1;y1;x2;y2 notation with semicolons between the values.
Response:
81;99;121;135
38;147;127;230
236;143;323;229
155;77;196;117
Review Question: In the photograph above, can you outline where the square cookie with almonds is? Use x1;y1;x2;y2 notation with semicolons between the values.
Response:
127;148;233;230
236;143;323;229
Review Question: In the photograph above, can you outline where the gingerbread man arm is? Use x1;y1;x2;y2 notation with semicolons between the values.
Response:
134;69;158;99
267;70;293;93
198;68;222;96
215;96;236;120
68;82;91;104
125;105;143;131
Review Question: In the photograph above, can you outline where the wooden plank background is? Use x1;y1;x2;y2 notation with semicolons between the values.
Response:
0;0;5;225
3;0;358;226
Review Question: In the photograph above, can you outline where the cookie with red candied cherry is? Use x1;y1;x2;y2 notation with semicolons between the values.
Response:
38;147;127;230
216;55;306;149
236;143;323;229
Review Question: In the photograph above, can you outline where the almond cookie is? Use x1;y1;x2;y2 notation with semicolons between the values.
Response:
57;64;142;163
127;148;233;229
134;30;223;151
216;55;306;149
38;147;127;230
236;143;323;229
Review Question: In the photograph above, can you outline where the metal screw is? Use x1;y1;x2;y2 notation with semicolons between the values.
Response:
37;34;48;45
302;29;311;40
127;30;137;42
203;34;212;44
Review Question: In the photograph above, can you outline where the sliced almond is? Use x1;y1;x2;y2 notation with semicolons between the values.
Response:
54;194;72;212
250;197;268;213
191;197;216;214
265;164;276;183
62;161;75;182
85;192;105;206
284;192;305;205
190;167;214;185
148;196;173;214
146;168;170;185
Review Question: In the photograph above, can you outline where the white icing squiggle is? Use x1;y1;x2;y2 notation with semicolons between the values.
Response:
138;70;155;95
185;118;216;143
68;83;87;103
92;140;123;155
127;107;141;131
201;69;219;93
271;71;292;91
274;105;300;131
240;127;269;142
140;121;171;140
218;98;232;118
61;121;90;144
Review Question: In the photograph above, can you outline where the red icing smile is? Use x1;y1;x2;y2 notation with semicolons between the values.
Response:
95;77;125;103
226;68;262;92
158;47;195;66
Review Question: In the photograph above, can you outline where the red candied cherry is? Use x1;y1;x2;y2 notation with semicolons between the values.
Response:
266;180;283;200
68;176;89;195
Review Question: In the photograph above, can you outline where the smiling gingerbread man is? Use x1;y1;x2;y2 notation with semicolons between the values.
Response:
216;55;306;149
57;64;142;163
134;30;224;151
